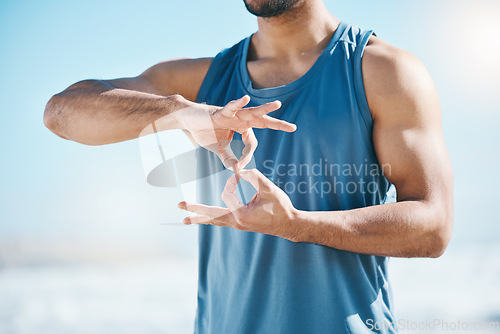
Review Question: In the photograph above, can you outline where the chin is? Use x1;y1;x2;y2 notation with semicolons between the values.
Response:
243;0;302;18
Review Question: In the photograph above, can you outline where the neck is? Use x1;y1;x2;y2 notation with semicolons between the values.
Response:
252;1;340;58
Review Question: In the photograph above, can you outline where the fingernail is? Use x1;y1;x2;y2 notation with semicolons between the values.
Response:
183;217;191;225
178;202;186;210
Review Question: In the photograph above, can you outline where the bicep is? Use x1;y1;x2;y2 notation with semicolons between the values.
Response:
105;57;213;101
373;117;452;204
363;39;453;204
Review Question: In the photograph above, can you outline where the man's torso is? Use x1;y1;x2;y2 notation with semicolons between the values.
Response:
193;21;397;334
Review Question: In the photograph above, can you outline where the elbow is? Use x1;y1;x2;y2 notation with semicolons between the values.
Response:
43;80;104;139
44;94;71;141
424;207;453;259
44;95;63;135
400;200;453;259
426;228;451;258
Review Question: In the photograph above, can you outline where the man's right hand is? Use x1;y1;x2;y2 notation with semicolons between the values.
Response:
167;95;297;171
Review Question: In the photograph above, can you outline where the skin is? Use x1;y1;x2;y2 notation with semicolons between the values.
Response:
45;0;453;258
44;60;296;169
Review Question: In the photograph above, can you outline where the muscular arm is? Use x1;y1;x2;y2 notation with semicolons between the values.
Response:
44;58;212;145
44;57;296;170
292;37;453;258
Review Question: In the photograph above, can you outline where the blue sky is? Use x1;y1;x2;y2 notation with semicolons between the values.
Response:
0;0;499;255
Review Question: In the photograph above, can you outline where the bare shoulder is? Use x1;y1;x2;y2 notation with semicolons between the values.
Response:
140;57;213;101
361;36;440;125
105;57;213;102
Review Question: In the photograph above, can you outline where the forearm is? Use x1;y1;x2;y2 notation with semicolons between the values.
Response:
292;200;451;258
44;80;193;145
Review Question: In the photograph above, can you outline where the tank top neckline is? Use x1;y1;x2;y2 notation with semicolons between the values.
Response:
238;21;348;99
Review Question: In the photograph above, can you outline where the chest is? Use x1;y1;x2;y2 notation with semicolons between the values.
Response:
250;88;365;166
246;53;321;89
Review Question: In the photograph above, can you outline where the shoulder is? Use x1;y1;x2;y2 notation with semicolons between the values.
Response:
361;36;439;123
140;58;213;101
140;39;247;102
142;57;214;79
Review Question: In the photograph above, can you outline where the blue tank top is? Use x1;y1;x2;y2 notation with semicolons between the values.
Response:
194;22;397;334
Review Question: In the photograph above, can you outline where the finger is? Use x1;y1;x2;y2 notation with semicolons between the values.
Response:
239;168;274;192
221;174;243;211
178;202;231;219
218;145;238;170
184;212;237;227
233;168;241;183
219;95;251;118
261;115;297;132
245;115;297;132
183;215;215;225
238;100;282;120
236;129;257;171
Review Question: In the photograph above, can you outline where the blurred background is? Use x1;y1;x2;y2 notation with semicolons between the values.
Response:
0;0;499;333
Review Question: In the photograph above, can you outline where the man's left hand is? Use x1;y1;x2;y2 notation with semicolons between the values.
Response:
178;169;299;241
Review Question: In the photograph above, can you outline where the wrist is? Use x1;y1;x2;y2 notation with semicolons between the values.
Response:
285;208;305;243
168;94;197;130
174;98;220;134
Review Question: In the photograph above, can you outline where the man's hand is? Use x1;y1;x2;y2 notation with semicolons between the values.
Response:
176;95;296;170
177;169;299;241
